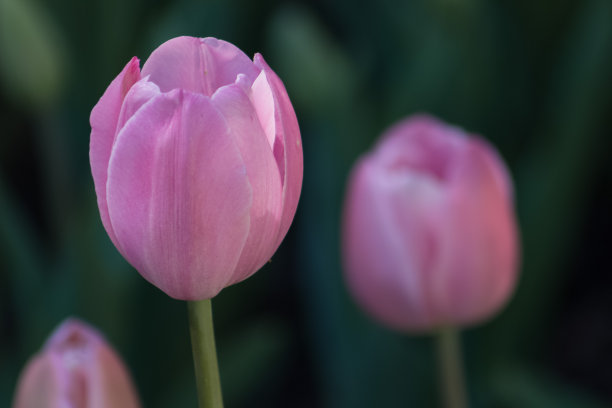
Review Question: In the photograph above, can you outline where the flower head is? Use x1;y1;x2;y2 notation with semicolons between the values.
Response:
342;115;519;331
90;37;303;300
13;319;140;408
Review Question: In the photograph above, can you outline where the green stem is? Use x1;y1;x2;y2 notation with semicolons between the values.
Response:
436;327;468;408
188;299;224;408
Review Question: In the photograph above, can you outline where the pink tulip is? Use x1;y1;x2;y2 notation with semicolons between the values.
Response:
342;115;519;332
13;319;140;408
90;36;303;300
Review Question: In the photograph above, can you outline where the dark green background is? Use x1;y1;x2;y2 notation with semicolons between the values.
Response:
1;0;611;406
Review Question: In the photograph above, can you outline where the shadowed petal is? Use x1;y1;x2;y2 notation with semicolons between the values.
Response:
254;54;303;248
433;139;519;325
89;57;140;247
212;82;283;285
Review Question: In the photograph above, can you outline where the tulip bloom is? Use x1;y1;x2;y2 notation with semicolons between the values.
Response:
90;37;303;300
13;319;140;408
342;115;519;331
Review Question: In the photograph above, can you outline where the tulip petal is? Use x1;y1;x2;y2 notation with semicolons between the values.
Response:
376;114;465;183
13;354;61;408
106;89;252;300
86;344;141;408
212;82;283;285
115;77;161;137
250;70;276;148
343;157;446;330
254;54;303;247
89;57;141;247
141;36;259;96
384;173;447;330
433;139;518;325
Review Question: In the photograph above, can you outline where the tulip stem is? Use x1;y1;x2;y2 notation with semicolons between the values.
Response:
436;327;468;408
188;299;224;408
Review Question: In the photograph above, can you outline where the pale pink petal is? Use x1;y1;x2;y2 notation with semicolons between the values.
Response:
115;78;161;137
13;354;61;408
254;54;303;247
212;82;283;285
141;36;259;96
383;171;447;330
433;138;518;325
376;114;465;182
343;157;445;331
87;345;141;408
89;58;141;247
106;90;252;300
250;70;276;148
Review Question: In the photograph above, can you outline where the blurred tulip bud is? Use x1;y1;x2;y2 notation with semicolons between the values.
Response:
342;115;519;332
90;36;303;300
13;319;140;408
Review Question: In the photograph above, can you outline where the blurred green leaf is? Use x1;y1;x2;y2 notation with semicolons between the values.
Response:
0;0;67;108
146;0;234;50
219;319;290;407
486;364;608;408
266;4;358;117
482;0;612;359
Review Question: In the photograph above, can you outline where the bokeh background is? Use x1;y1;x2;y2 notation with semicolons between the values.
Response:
1;0;612;406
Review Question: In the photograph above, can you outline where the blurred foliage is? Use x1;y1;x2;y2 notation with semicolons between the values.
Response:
0;0;67;108
1;0;611;407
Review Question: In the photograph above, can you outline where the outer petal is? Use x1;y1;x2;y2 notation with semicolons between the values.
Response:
106;90;252;300
433;138;518;325
115;77;161;138
343;157;445;331
254;54;303;248
86;342;141;408
89;58;141;247
141;36;259;96
13;354;61;408
212;82;283;285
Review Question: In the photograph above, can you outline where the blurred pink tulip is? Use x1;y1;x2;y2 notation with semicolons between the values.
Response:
13;319;140;408
90;36;303;300
342;115;519;332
